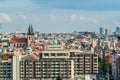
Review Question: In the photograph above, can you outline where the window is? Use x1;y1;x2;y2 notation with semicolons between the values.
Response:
44;53;49;56
57;53;64;56
64;53;68;56
29;36;30;40
80;55;83;57
51;53;55;56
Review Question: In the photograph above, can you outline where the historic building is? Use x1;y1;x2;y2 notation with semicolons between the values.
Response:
27;24;35;47
10;24;35;49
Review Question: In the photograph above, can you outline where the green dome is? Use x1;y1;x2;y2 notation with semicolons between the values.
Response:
0;49;3;55
26;47;32;53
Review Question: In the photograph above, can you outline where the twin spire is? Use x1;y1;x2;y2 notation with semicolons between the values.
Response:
27;24;34;35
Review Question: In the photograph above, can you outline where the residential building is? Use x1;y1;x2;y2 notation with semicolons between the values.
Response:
18;44;98;80
0;54;12;80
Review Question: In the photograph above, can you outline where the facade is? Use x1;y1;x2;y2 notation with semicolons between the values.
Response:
18;45;98;80
116;55;120;80
0;59;12;80
10;38;27;48
13;55;20;80
112;50;117;80
69;50;98;80
112;49;120;80
20;59;74;80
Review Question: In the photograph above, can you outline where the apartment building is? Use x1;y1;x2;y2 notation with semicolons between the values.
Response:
20;59;74;80
18;45;98;80
69;50;98;80
0;59;12;80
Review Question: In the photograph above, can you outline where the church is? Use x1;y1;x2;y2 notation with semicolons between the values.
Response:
10;24;35;49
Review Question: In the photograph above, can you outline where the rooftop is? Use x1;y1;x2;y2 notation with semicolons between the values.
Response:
10;38;27;43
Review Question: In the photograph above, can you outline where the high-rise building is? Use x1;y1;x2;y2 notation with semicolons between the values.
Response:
105;28;108;35
99;27;103;34
116;27;120;33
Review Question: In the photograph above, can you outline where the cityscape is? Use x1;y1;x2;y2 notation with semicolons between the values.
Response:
1;0;120;80
0;25;120;80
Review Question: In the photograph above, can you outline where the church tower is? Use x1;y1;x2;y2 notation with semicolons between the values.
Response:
27;24;34;47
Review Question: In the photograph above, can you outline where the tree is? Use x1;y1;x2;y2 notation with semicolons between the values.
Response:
98;62;102;70
23;78;30;80
99;60;110;74
102;62;110;74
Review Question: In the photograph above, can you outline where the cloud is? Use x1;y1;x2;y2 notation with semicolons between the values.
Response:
0;13;12;23
19;14;27;20
71;14;77;21
80;15;98;24
80;16;86;21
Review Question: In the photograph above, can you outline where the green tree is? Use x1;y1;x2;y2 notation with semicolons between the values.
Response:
23;78;30;80
102;62;110;74
98;62;102;70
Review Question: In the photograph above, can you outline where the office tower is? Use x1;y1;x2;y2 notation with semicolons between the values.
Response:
99;27;103;34
116;27;120;33
105;28;108;35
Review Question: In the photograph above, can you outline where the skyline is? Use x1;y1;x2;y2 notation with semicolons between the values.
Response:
0;0;120;33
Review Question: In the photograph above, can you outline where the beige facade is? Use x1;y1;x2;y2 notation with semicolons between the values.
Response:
20;59;74;80
13;55;20;80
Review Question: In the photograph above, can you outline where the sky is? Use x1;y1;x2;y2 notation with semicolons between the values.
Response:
0;0;120;33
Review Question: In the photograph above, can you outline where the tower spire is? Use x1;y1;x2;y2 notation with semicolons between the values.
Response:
27;24;34;35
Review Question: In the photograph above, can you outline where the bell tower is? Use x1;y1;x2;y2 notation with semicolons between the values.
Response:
27;24;34;47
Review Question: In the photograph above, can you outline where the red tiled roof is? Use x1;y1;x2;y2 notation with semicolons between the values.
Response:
10;38;27;43
2;54;9;60
108;55;112;64
76;36;85;39
116;42;120;47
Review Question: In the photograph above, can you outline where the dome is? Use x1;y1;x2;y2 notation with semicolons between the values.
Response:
26;47;32;53
0;49;3;55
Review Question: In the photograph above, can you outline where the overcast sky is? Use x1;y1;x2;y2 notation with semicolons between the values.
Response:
0;0;120;33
